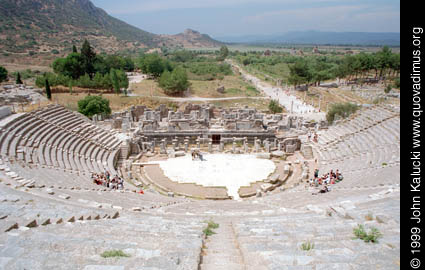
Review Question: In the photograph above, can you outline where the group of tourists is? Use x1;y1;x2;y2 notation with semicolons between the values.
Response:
91;171;124;190
191;150;205;161
307;132;318;143
310;168;343;194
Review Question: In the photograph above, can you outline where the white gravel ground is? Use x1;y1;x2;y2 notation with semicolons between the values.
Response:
155;154;276;199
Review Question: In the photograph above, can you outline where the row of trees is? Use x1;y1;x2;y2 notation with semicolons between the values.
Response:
35;69;128;93
36;40;130;93
135;48;231;94
137;53;190;95
337;47;400;81
287;47;400;87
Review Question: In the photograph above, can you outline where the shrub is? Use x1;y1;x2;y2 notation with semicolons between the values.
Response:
203;220;219;237
100;250;130;258
300;241;314;251
384;84;392;94
78;95;111;118
0;66;8;82
326;102;359;124
269;100;283;114
393;77;400;88
203;227;216;236
353;224;382;243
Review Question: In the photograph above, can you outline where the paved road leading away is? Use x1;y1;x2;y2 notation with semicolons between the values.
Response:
227;60;326;121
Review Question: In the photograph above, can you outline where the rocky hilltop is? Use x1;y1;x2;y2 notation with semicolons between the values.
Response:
0;0;222;56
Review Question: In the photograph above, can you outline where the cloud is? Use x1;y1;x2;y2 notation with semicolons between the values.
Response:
242;4;400;32
105;0;341;14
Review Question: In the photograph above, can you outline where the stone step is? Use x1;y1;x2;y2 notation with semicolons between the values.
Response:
202;255;243;265
200;263;245;270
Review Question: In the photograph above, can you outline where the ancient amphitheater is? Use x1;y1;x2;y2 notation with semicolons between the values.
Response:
0;101;400;269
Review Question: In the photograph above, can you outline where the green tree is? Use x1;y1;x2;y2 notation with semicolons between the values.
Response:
81;40;96;78
138;53;171;78
78;95;111;118
376;46;392;79
159;67;190;95
16;72;23;84
0;66;8;82
268;100;283;114
217;45;229;61
110;68;120;95
69;80;73;94
45;78;52;100
288;60;312;87
72;45;78;53
52;53;84;79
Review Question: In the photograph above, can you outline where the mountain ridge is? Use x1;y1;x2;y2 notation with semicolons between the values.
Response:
0;0;221;55
215;31;400;46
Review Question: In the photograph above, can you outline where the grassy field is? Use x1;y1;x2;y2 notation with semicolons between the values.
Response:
191;97;271;112
23;93;178;113
130;75;261;98
292;87;370;112
242;63;290;86
21;92;269;114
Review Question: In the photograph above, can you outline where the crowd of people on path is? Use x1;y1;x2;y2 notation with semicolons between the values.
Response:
307;131;318;143
91;171;124;190
310;168;343;194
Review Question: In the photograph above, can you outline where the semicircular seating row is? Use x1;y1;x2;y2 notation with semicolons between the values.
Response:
0;105;122;177
313;105;400;187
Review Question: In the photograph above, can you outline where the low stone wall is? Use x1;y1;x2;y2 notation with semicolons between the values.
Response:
238;161;291;198
141;130;276;144
142;164;230;200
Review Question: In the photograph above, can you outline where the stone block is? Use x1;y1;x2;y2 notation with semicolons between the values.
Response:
268;173;280;184
271;150;285;158
58;194;71;200
376;214;390;224
175;151;185;157
261;183;273;192
256;153;271;159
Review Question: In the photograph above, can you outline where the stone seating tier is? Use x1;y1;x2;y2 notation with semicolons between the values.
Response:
0;105;122;178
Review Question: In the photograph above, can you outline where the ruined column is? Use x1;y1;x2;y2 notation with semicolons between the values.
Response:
219;138;224;152
160;139;166;154
232;137;236;153
151;141;155;153
265;140;271;153
172;138;178;150
151;139;156;152
208;139;213;153
255;139;260;152
244;137;248;153
196;138;201;149
184;139;189;152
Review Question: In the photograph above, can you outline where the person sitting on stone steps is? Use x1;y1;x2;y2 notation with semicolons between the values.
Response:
312;185;329;195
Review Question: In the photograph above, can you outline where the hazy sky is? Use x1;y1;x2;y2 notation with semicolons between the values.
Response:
91;0;400;37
